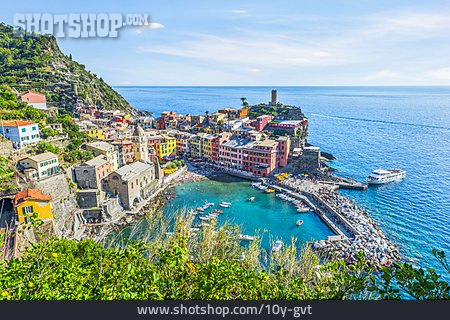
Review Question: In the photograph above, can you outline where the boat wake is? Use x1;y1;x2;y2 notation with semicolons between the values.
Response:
309;113;450;131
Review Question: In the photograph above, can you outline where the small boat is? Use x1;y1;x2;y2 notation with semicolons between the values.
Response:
221;202;232;205
196;207;205;212
219;203;230;208
247;196;255;201
272;240;283;252
188;209;198;215
297;207;310;213
265;189;275;193
199;216;210;221
296;219;304;226
238;234;255;241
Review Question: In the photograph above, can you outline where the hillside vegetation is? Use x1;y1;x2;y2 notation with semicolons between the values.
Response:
0;23;133;113
0;213;448;300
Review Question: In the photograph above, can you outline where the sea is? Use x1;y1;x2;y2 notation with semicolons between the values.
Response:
115;86;450;275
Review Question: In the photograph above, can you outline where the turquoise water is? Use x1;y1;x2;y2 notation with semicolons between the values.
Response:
116;86;450;275
163;175;334;247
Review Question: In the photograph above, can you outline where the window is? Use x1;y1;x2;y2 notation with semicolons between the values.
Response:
32;126;37;131
21;128;26;133
22;205;34;215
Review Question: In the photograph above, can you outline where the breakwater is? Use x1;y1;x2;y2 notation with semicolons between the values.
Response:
264;180;400;269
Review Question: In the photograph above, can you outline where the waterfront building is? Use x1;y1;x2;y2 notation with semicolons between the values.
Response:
14;189;53;224
277;136;291;168
0;120;40;149
18;90;47;110
104;161;160;210
189;133;207;158
202;134;215;160
173;132;195;155
132;125;150;163
74;155;112;190
19;152;59;181
219;138;250;170
212;132;232;162
243;139;278;177
86;141;120;170
155;135;177;159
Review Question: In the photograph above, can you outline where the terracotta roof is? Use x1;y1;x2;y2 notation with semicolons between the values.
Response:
19;90;46;103
14;188;52;206
1;120;35;127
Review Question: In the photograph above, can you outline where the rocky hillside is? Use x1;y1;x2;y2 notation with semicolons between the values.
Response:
0;23;133;113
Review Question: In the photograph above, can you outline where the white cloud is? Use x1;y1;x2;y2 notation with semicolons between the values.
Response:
134;22;165;34
232;10;248;14
137;34;343;67
248;68;262;72
427;67;450;81
363;70;402;81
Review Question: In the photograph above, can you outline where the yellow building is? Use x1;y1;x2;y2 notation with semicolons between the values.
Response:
155;136;177;159
85;129;105;140
189;133;206;158
202;134;215;160
14;189;53;224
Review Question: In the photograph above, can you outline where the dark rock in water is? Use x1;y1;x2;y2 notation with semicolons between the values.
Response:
321;151;336;160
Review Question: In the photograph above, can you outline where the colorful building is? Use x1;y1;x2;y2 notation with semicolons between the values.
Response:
212;132;232;162
254;115;274;131
218;138;249;170
14;189;53;224
155;136;177;159
202;134;215;160
277;136;291;168
85;128;105;140
0;120;40;149
189;133;207;158
243;139;278;177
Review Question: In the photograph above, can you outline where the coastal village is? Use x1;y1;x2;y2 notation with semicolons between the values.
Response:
0;89;399;269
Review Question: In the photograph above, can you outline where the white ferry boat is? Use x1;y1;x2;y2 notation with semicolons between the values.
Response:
366;169;406;185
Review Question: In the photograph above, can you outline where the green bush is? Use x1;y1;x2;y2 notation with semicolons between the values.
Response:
0;215;448;300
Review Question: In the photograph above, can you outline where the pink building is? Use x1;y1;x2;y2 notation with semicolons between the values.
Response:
243;140;278;177
212;132;232;162
254;115;274;131
277;136;290;168
219;138;248;170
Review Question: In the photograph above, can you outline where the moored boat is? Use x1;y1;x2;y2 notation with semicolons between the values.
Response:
296;219;304;226
272;240;283;252
366;169;406;185
247;196;255;201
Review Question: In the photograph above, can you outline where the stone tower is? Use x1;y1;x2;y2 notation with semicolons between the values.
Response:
132;125;149;163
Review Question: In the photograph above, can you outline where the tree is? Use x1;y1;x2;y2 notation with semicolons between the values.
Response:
36;141;60;154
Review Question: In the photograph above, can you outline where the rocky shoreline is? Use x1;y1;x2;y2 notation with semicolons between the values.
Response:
311;188;400;270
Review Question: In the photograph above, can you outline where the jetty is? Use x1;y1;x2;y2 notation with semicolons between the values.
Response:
262;180;400;269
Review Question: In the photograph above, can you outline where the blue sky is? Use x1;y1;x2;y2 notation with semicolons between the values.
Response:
1;0;450;86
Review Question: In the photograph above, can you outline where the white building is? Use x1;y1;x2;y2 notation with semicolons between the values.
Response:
18;91;47;110
19;152;60;180
0;120;40;148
